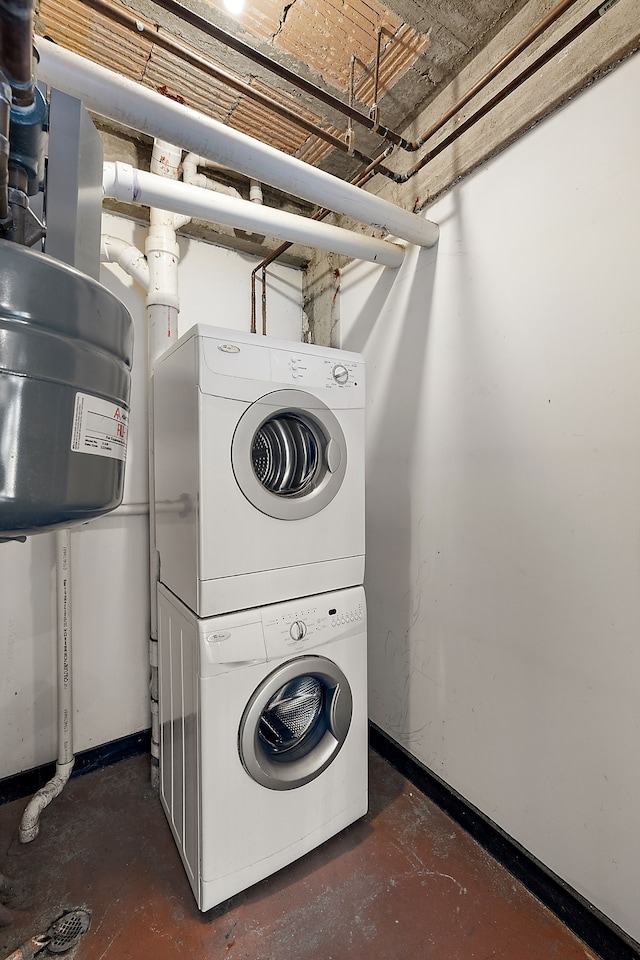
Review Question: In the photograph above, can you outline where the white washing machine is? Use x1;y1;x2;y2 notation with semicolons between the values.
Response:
157;581;368;912
153;325;365;617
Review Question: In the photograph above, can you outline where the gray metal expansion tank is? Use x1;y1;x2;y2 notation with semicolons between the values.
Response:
0;239;134;537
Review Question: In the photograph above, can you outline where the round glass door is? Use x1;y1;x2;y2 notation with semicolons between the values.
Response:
239;656;353;790
232;390;347;520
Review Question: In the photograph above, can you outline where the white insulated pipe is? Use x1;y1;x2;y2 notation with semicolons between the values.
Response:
36;38;439;250
104;162;405;268
19;529;75;843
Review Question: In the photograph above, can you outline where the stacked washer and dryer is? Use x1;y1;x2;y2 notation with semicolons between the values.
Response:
153;325;367;911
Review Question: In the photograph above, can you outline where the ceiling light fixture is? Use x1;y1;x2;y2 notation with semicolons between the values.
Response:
223;0;245;14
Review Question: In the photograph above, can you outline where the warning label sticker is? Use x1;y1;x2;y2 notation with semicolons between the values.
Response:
71;393;129;461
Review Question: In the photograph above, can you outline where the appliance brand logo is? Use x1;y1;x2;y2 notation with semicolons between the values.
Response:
207;631;231;643
218;343;240;354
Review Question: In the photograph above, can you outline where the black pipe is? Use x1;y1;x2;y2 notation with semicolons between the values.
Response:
80;0;383;169
373;0;622;183
150;0;414;150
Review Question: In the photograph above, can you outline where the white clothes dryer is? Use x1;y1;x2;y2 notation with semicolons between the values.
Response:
153;325;365;617
157;581;368;912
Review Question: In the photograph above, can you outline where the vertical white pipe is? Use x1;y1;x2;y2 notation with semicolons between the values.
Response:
19;529;74;843
56;529;73;769
147;140;185;787
99;144;185;787
147;140;182;651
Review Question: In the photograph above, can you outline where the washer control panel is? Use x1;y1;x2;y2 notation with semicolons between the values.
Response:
330;605;364;628
261;587;366;659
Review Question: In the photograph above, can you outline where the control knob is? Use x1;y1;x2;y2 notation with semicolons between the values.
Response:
289;620;307;641
332;364;349;384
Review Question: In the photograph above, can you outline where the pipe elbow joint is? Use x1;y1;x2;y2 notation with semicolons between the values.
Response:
18;766;73;844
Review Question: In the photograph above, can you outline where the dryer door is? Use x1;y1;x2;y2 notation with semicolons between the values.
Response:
231;389;347;520
238;656;352;791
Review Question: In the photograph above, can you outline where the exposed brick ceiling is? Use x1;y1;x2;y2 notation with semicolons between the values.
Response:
35;0;526;180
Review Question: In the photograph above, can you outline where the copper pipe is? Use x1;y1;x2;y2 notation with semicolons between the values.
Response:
152;0;579;156
370;27;382;131
249;0;596;324
77;0;380;168
409;0;579;151
346;55;355;154
249;0;587;321
373;29;382;105
149;0;414;150
0;0;35;106
389;0;617;182
249;156;387;334
352;0;581;173
250;272;257;333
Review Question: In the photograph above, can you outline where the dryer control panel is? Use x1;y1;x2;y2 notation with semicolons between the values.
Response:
270;349;364;399
261;586;366;660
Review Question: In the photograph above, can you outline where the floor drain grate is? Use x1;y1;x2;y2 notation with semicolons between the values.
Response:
46;908;91;954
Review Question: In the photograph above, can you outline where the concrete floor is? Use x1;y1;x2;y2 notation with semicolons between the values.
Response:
0;749;597;959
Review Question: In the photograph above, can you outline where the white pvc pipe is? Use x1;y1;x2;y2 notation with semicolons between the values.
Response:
146;140;186;785
100;235;149;289
104;162;405;268
36;38;439;249
19;529;74;844
182;153;244;200
182;155;265;243
93;501;150;518
183;155;264;206
249;181;263;204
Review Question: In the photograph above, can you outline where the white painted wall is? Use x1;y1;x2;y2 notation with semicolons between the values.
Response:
0;212;302;781
341;53;640;943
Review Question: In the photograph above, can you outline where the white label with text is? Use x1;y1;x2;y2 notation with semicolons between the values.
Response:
71;393;128;461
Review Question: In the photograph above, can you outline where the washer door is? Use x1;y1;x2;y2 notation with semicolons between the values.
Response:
238;656;353;791
231;389;347;520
